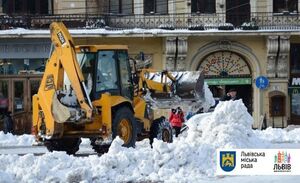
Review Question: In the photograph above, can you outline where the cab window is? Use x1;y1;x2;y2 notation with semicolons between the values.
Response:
96;51;118;92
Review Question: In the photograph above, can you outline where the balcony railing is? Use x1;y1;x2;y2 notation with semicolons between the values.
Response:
0;12;300;31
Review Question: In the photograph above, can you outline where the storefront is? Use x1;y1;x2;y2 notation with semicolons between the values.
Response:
0;39;50;74
197;51;253;113
289;43;300;125
0;38;49;134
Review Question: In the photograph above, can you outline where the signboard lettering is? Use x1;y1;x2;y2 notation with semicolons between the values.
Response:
292;78;300;86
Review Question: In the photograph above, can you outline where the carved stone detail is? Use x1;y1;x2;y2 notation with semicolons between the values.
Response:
277;36;290;78
266;36;278;78
165;37;188;71
176;37;188;71
218;40;232;50
165;37;177;70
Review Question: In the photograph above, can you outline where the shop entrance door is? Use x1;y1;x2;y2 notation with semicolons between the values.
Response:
0;75;42;134
226;85;253;113
208;84;252;113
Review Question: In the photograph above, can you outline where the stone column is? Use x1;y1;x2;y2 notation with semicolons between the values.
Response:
277;36;290;78
165;37;177;70
176;37;188;71
134;0;143;14
165;36;188;71
266;36;278;78
0;0;3;14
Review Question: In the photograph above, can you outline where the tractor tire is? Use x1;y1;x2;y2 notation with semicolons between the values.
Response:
160;122;173;143
44;138;81;155
112;107;137;147
150;117;173;145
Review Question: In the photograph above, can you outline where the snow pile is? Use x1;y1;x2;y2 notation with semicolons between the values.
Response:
0;100;266;182
194;100;264;148
202;82;215;112
0;132;35;146
254;127;300;143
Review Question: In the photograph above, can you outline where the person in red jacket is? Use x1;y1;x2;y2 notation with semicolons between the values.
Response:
169;107;185;137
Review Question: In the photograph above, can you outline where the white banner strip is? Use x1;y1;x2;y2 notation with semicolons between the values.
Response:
216;149;300;175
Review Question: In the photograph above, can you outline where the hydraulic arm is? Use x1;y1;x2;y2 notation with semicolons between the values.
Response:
33;22;93;136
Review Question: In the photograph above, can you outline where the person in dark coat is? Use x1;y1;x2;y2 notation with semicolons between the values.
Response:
220;88;239;101
149;116;165;147
0;92;13;133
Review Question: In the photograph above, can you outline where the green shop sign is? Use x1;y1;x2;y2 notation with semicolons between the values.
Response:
205;78;252;85
288;87;300;94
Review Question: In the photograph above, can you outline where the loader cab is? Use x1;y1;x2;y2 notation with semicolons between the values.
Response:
77;46;134;101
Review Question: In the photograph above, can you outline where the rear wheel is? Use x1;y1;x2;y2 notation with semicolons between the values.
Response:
112;107;137;147
44;138;81;155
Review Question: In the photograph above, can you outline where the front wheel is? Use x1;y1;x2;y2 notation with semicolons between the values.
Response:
150;116;173;145
112;107;137;147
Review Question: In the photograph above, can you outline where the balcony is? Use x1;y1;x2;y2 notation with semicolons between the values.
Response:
0;12;300;31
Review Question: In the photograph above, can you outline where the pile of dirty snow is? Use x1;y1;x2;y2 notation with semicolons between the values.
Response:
0;132;35;146
0;100;267;182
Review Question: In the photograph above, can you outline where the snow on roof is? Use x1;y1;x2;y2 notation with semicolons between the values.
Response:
0;27;300;38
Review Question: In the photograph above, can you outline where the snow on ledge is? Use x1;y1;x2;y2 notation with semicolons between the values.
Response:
1;27;300;37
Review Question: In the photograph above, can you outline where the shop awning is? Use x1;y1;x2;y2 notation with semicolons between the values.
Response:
205;78;252;85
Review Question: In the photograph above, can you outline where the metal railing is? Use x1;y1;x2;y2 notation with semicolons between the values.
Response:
1;12;300;30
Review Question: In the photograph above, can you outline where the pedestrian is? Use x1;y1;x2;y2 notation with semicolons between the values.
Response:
169;107;185;137
0;92;13;133
220;88;239;101
149;116;165;147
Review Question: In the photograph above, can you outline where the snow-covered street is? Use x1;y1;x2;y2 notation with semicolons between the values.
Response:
0;100;299;182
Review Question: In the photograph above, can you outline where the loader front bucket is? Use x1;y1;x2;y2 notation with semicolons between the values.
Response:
143;71;205;112
173;71;204;99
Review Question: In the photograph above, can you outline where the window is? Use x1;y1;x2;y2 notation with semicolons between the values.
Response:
144;0;168;14
191;0;216;14
291;92;300;116
118;51;133;99
109;0;133;14
96;51;118;92
290;44;300;74
77;53;96;81
14;81;24;113
0;59;46;75
273;0;298;13
2;0;52;14
269;95;286;117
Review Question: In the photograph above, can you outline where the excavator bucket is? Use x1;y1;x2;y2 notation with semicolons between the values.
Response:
142;71;205;112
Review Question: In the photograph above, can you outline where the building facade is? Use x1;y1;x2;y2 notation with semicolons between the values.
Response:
1;0;300;132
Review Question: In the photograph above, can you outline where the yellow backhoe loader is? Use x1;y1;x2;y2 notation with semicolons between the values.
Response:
32;22;206;154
